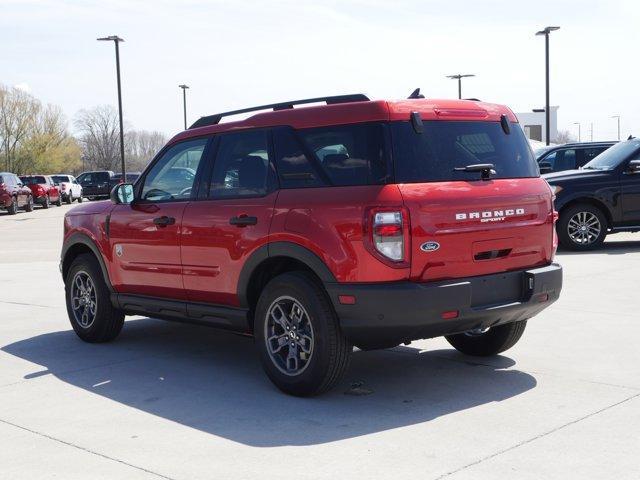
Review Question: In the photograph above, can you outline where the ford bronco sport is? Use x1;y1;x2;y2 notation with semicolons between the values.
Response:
61;94;563;396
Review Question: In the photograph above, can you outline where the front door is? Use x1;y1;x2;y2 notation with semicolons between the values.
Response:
621;150;640;224
181;129;277;306
108;138;209;299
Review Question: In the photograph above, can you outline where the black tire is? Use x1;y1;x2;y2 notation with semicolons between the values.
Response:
65;253;124;343
66;194;72;204
7;197;18;215
24;195;34;212
446;320;527;356
55;194;62;206
42;195;50;209
78;195;83;203
254;271;352;396
557;203;607;251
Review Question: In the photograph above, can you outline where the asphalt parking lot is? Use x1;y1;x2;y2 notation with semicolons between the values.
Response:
1;203;638;480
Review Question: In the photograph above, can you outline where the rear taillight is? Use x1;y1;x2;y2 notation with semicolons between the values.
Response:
60;184;67;190
365;207;410;267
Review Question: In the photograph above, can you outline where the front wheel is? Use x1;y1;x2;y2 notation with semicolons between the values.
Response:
77;195;83;203
557;203;607;251
42;195;50;209
7;197;18;215
445;320;527;356
65;254;124;343
66;194;72;204
254;272;352;396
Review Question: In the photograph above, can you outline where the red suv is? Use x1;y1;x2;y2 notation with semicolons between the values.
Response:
61;94;562;396
20;175;62;208
1;172;34;214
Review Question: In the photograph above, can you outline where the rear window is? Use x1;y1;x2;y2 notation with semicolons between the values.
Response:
21;176;47;185
52;175;69;183
391;121;538;182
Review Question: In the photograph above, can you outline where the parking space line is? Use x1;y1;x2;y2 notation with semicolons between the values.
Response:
0;417;176;480
434;391;640;479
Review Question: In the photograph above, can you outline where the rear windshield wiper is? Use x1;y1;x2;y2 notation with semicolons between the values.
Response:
454;163;496;180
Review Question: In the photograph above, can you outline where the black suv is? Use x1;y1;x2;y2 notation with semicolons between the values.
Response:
536;142;616;174
545;138;640;250
76;171;115;200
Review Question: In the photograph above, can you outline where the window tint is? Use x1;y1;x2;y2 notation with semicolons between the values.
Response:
392;121;538;182
141;138;207;202
273;129;324;188
51;175;69;184
21;176;47;185
209;130;274;198
298;123;387;186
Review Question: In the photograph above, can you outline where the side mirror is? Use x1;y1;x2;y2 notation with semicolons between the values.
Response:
539;162;553;174
110;183;134;205
627;160;640;174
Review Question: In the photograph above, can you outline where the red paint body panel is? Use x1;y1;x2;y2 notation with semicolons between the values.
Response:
271;185;408;283
181;193;278;306
108;202;187;299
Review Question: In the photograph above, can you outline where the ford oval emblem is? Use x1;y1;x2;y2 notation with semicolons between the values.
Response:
420;241;440;252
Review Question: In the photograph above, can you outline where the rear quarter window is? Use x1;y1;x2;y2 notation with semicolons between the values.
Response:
392;121;538;182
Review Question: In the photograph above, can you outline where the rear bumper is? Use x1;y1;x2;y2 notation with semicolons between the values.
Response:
326;263;562;349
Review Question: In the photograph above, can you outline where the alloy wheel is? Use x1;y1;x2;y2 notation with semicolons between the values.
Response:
264;296;315;376
567;211;601;246
70;271;98;328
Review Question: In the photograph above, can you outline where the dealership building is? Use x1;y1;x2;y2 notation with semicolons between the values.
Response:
516;106;559;144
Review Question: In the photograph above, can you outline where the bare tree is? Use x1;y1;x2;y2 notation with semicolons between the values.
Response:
74;105;121;170
555;129;578;144
125;130;167;171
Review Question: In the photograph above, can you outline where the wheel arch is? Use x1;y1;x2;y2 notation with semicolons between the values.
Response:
61;234;114;293
559;196;613;228
237;242;337;327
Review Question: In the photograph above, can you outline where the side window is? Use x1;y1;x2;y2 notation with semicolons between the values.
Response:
141;138;207;202
209;130;274;198
273;128;325;188
579;147;606;166
298;123;387;186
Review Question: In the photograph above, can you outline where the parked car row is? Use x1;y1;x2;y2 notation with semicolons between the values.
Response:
0;172;84;215
74;171;141;200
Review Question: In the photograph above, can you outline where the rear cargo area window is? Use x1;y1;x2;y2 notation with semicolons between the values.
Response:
392;121;538;182
297;123;387;187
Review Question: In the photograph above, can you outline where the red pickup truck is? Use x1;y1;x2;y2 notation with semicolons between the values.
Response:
20;175;62;208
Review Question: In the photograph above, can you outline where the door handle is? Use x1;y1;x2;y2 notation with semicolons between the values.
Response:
229;215;258;227
153;216;176;227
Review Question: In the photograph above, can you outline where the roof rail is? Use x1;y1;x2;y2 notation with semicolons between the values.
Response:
189;93;370;129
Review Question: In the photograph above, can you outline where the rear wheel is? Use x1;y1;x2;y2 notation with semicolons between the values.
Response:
66;194;72;204
445;320;527;356
24;195;34;212
77;195;83;203
7;197;18;215
255;271;352;396
65;254;124;343
558;203;607;251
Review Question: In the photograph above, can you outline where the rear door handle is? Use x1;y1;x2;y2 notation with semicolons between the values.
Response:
153;216;176;227
229;215;258;227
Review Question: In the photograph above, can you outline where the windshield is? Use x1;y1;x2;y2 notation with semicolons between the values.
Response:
392;121;538;183
534;146;553;159
583;140;640;170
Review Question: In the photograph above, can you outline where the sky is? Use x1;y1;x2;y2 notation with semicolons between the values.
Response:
1;0;638;141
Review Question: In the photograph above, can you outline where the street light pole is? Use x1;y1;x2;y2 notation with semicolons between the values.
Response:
97;35;126;179
179;85;190;130
446;74;475;99
573;122;581;142
536;26;560;146
611;115;620;141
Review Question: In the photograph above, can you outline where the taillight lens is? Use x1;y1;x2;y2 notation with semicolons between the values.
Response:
365;207;410;267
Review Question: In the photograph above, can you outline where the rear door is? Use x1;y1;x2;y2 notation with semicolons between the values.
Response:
181;129;277;307
108;138;209;300
391;120;554;282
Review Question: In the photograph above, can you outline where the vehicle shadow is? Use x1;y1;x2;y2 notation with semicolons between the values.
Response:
559;239;640;256
2;318;536;447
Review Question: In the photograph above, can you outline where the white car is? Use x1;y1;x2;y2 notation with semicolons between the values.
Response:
51;175;83;204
